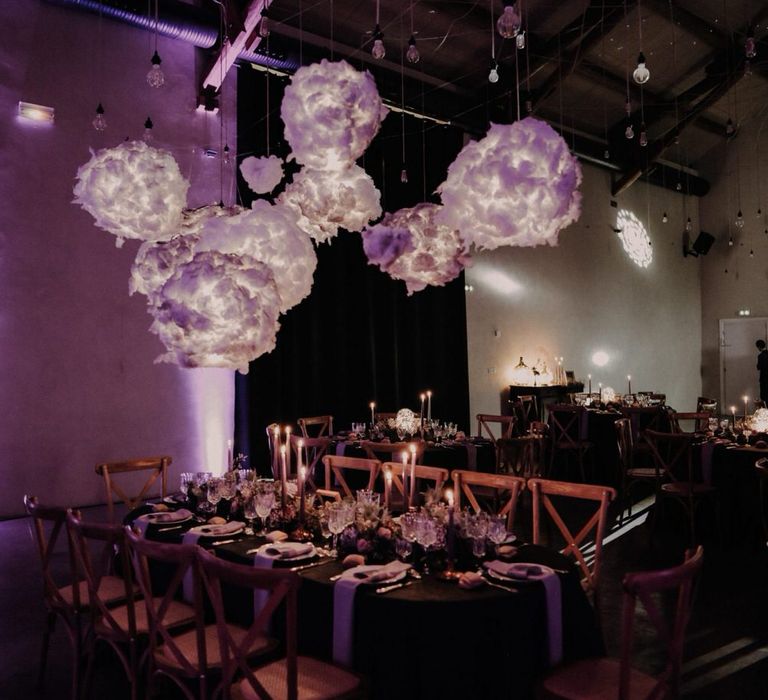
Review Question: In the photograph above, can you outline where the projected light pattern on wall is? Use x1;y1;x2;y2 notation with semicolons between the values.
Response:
616;209;652;268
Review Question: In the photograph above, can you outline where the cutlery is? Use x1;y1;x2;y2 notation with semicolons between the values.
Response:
329;573;344;581
289;559;334;572
245;547;262;555
375;581;413;595
210;539;236;546
482;578;519;593
157;525;183;532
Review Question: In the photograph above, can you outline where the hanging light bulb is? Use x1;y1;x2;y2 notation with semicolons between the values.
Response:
497;4;521;39
525;99;533;114
632;52;650;84
516;30;526;50
639;123;648;147
488;61;500;83
147;50;165;88
92;102;107;131
750;249;755;258
676;181;683;191
406;35;420;64
726;118;735;136
604;148;610;160
685;217;692;232
223;144;231;164
400;166;408;184
371;25;386;59
259;11;270;38
757;207;762;217
728;236;735;247
142;116;154;143
735;210;745;228
746;32;757;59
662;212;668;223
625;121;634;140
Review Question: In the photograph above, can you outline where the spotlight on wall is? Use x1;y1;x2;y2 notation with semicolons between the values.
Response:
18;101;55;123
591;350;610;367
683;231;715;258
738;309;752;317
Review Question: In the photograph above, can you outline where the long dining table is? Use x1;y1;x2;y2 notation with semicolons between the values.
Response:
139;512;603;700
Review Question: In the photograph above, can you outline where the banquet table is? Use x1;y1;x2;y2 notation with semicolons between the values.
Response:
141;518;603;700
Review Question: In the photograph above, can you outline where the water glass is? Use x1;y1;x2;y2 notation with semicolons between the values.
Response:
327;502;347;556
356;489;380;507
254;489;275;535
243;496;258;535
487;515;508;555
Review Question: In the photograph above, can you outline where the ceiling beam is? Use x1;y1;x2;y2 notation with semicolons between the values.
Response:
203;0;271;90
612;62;744;195
528;0;637;114
643;0;724;48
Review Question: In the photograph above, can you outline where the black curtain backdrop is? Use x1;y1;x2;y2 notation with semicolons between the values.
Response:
234;65;470;471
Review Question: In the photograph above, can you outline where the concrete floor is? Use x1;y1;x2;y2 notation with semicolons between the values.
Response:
2;499;768;699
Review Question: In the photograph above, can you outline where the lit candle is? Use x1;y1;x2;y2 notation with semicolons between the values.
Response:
409;443;416;510
370;401;376;426
280;445;288;512
419;393;426;428
285;426;292;476
401;451;408;512
588;374;592;395
445;488;455;566
730;406;736;429
299;464;307;523
627;375;632;396
744;395;749;420
599;382;603;402
384;468;392;509
426;390;432;421
272;425;280;478
227;438;233;471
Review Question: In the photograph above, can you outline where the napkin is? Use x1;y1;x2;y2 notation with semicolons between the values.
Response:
458;571;484;589
333;561;411;666
484;560;562;666
265;530;289;543
134;508;192;537
180;521;245;601
257;542;314;560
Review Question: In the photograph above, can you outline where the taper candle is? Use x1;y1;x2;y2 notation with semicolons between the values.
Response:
401;451;408;512
588;374;592;394
285;426;292;476
280;445;288;512
384;468;392;509
627;375;632;395
370;402;376;426
730;406;736;429
426;390;432;421
227;439;233;471
744;395;749;420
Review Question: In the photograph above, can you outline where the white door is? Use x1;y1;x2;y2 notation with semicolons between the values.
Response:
719;318;768;411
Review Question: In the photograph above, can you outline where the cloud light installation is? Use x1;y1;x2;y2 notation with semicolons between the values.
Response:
436;118;582;250
240;155;285;194
73;140;189;247
362;203;470;294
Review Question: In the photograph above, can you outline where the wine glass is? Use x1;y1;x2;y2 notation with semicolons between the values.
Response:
254;489;275;535
487;515;508;557
415;516;437;573
327;502;347;556
221;473;237;501
320;512;333;554
466;512;489;566
243;495;258;535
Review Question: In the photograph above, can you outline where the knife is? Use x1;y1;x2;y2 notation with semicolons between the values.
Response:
210;539;236;546
157;525;183;532
289;559;334;572
375;581;413;595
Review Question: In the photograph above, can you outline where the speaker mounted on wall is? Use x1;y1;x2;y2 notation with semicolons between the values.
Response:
683;231;715;257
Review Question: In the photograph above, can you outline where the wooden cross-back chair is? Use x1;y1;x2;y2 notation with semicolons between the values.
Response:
382;462;449;508
528;478;616;594
548;404;593;482
669;411;711;434
539;546;704;700
321;455;381;499
498;421;550;478
197;548;361;700
24;495;96;699
289;434;331;489
644;429;718;544
360;440;425;465
451;470;526;530
297;415;334;438
95;456;171;522
476;414;516;442
515;395;539;432
615;417;655;524
124;529;275;700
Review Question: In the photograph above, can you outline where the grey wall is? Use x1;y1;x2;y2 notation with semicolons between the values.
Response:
465;162;703;422
0;1;237;516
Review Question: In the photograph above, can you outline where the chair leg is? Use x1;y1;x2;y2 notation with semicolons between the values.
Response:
38;610;56;687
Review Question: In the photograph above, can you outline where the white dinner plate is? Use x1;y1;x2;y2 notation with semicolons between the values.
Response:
254;543;317;562
136;511;193;525
188;524;245;537
486;564;550;582
344;565;408;585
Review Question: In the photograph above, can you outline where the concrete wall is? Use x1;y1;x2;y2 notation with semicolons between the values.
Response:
699;108;768;405
0;1;236;516
465;162;703;421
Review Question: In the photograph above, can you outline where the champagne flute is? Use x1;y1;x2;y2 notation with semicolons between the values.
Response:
254;490;275;535
328;502;346;557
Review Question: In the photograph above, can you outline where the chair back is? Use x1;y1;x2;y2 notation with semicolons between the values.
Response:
548;404;589;446
124;529;206;680
644;430;697;485
451;470;526;530
615;418;633;471
620;406;665;447
321;455;381;498
297;415;334;438
528;478;616;592
197;547;301;700
95;456;171;522
476;414;515;442
66;511;138;639
24;495;80;610
359;440;425;465
289;434;330;488
669;412;711;434
696;397;718;414
619;546;704;699
514;395;539;431
382;462;449;506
